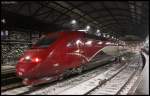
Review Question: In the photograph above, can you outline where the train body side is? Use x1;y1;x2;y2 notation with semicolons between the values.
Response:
16;31;121;85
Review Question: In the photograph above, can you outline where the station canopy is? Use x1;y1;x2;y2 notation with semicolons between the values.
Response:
1;1;149;41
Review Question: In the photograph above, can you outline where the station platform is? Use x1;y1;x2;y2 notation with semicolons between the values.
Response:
134;52;149;95
1;65;16;74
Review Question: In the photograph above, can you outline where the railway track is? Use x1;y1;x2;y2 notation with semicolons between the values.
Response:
1;65;15;74
2;53;141;95
58;61;129;95
1;60;120;95
118;55;143;95
28;62;124;95
58;55;142;95
1;65;23;92
1;82;24;92
88;62;140;95
2;76;22;85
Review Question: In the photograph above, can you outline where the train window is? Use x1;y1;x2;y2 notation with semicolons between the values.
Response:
85;34;107;41
67;39;84;48
94;51;105;58
67;42;73;47
67;40;75;47
85;34;99;40
35;37;57;47
85;39;93;46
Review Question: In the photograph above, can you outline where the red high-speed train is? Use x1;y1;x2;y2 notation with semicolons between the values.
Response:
16;31;122;85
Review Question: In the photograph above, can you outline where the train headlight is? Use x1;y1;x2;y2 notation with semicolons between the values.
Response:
35;58;39;62
23;56;32;62
19;56;31;62
25;56;31;60
32;57;41;63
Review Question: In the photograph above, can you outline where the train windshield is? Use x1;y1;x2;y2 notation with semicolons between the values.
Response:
34;37;57;47
34;32;60;48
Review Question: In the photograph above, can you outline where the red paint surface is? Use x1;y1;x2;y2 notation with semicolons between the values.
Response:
16;31;113;85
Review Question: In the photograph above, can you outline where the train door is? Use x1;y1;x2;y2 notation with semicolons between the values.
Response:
83;34;100;61
74;38;87;65
65;37;85;68
84;38;94;59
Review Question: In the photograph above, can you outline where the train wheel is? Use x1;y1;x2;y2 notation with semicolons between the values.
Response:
76;66;85;74
70;68;77;74
58;69;71;80
58;73;64;80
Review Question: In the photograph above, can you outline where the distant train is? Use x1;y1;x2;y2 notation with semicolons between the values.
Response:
16;31;124;85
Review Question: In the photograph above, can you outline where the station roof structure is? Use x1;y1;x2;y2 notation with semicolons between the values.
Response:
1;1;149;40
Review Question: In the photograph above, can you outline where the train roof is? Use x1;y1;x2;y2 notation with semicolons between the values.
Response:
43;31;111;41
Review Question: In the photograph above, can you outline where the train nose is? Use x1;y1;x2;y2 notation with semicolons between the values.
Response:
16;66;28;77
16;62;35;78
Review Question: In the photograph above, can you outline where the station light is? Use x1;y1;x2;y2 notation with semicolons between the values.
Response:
96;29;101;36
5;30;8;36
106;34;110;38
96;29;100;33
71;19;77;25
97;33;101;36
103;34;106;37
86;25;90;30
1;31;4;36
1;18;6;23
